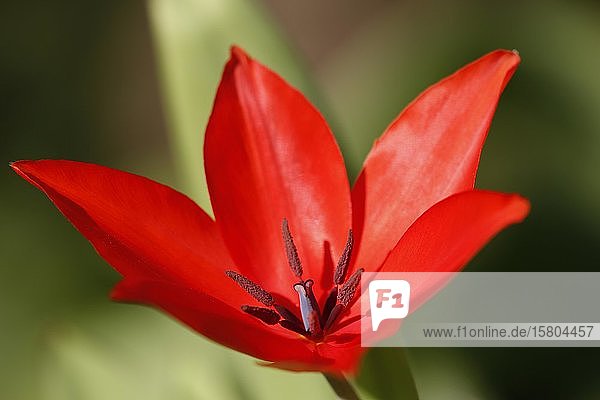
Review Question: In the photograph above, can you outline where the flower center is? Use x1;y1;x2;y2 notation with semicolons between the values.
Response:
226;219;363;341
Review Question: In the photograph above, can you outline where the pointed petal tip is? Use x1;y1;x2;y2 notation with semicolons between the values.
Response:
475;49;520;74
10;159;67;175
493;48;521;65
9;159;26;171
9;160;43;177
507;193;531;222
9;160;38;184
229;45;250;65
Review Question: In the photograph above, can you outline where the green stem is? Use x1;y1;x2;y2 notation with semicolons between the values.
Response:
323;373;361;400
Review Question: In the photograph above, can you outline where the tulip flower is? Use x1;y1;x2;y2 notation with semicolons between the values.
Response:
11;46;529;383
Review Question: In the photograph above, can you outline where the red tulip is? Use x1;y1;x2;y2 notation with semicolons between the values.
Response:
11;46;529;375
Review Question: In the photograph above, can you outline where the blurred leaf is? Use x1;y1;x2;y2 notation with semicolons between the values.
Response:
39;305;334;400
355;348;419;400
149;0;312;211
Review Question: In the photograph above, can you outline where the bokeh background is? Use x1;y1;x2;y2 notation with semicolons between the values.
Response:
2;0;600;399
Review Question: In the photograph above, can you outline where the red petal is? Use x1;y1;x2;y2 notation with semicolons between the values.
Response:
261;345;364;375
111;278;323;365
11;160;243;303
260;330;364;374
380;190;530;273
352;50;520;272
343;190;529;325
205;47;351;297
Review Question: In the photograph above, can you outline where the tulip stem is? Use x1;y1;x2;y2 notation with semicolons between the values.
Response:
323;373;361;400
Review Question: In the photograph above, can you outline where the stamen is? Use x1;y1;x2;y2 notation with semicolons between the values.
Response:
337;268;364;307
282;218;303;278
304;280;322;321
321;287;338;325
323;304;344;331
241;305;280;325
333;229;354;285
226;270;274;306
274;304;303;327
280;319;307;336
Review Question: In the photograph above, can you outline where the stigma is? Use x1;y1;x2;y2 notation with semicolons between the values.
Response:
226;219;363;340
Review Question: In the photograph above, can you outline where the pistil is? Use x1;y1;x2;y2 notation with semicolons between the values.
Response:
294;279;322;337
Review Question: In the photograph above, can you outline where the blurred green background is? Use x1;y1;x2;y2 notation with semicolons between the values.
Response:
2;0;600;399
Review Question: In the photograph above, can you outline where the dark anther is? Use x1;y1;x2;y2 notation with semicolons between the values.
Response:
337;268;364;307
241;305;280;325
282;218;303;278
226;270;274;306
274;304;303;327
321;287;338;325
333;229;354;285
323;303;344;331
280;319;307;336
